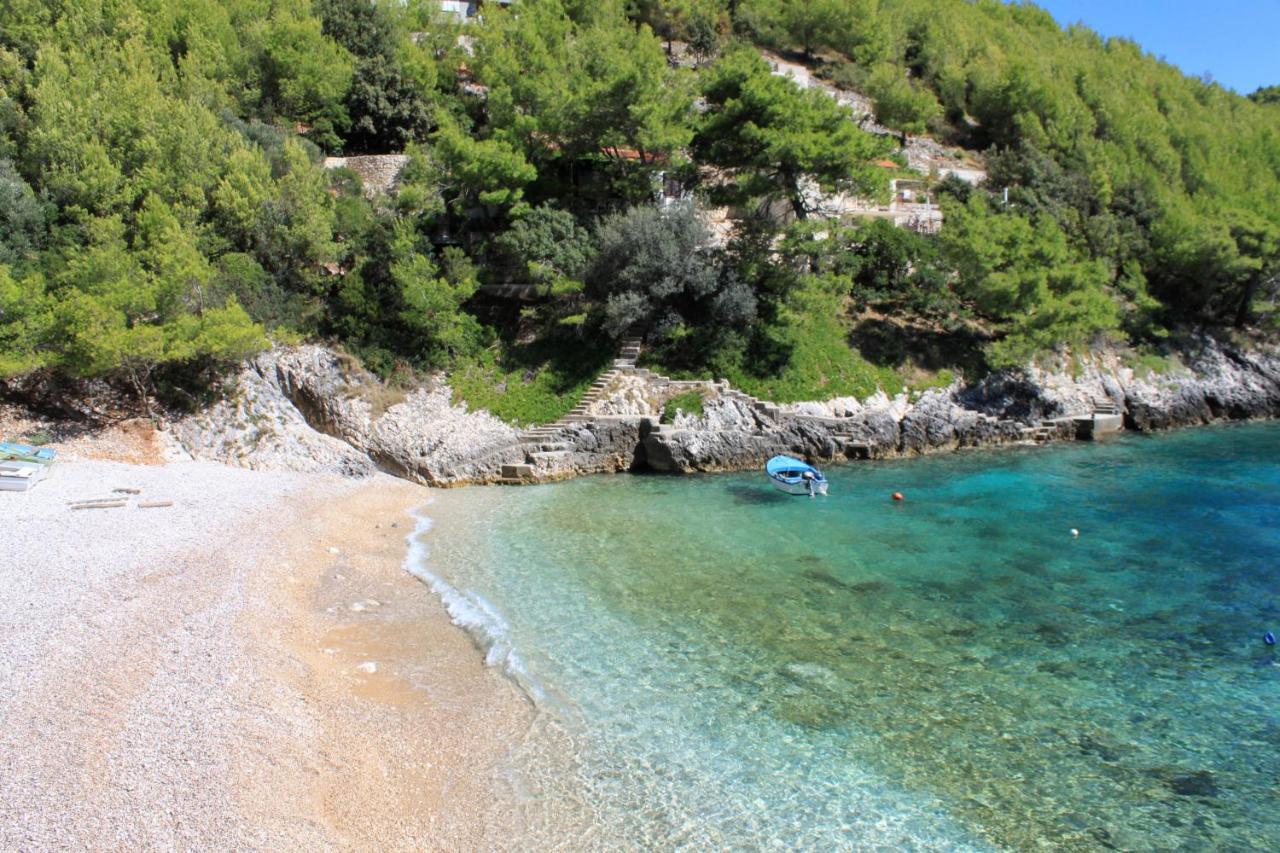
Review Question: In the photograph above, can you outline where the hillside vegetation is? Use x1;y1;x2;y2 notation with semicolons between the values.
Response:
0;0;1277;422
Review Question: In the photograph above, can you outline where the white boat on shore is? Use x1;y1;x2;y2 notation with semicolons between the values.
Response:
0;443;56;492
766;455;828;497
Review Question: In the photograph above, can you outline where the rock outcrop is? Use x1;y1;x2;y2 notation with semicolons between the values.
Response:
170;357;375;477
176;347;523;484
173;335;1280;486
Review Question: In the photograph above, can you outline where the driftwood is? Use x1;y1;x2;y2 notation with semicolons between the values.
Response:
112;488;142;495
137;500;173;509
71;501;127;510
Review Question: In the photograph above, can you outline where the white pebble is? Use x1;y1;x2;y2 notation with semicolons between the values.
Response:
355;661;378;674
1070;528;1079;537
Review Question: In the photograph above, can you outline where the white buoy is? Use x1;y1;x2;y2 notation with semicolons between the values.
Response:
1070;528;1080;538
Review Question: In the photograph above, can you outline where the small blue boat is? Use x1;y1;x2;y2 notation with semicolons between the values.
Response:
766;455;828;496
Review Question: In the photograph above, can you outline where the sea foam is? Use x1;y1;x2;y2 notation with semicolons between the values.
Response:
402;506;550;708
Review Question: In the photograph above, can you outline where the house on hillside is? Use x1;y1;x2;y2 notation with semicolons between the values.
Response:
439;0;512;21
789;168;943;234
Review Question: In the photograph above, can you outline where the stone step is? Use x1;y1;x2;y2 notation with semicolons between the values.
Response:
529;450;570;463
500;463;535;480
535;442;571;452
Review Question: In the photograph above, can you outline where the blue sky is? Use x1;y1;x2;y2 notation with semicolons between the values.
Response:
1027;1;1280;93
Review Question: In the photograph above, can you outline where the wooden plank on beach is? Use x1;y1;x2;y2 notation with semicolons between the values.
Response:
138;500;173;508
71;501;127;510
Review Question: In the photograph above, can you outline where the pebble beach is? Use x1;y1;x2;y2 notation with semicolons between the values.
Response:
0;457;534;850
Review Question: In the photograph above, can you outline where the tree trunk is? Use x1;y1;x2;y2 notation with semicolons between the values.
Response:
1234;278;1258;328
127;364;154;419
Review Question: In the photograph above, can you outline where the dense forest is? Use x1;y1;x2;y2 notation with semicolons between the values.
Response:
1;0;1278;422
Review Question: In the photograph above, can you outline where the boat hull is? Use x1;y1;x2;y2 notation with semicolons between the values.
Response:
769;476;828;496
0;460;49;491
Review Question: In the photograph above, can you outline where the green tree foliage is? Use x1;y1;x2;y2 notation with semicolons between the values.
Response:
390;222;483;366
0;265;53;375
475;0;694;168
694;49;891;218
253;1;354;150
0;159;46;267
430;121;538;214
738;0;889;65
493;205;594;293
630;0;727;62
863;64;941;137
2;0;1279;416
941;195;1119;365
315;0;435;153
739;0;847;59
585;205;755;360
733;0;1280;331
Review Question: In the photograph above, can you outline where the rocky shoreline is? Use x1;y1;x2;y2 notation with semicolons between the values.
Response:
161;335;1280;486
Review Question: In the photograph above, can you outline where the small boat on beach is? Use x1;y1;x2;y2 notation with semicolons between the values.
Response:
766;455;828;497
0;443;56;492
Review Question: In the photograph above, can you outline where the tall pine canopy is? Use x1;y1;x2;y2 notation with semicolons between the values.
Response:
0;0;1276;411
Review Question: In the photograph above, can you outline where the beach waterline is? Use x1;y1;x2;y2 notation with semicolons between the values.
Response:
414;423;1280;849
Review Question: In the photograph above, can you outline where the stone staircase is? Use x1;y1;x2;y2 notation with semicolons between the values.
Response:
721;388;782;423
499;338;644;484
1092;397;1120;416
1020;424;1059;443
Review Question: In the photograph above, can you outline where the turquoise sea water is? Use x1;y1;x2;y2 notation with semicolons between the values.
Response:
416;423;1280;849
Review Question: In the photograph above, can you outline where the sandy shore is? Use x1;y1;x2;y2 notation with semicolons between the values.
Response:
0;459;535;850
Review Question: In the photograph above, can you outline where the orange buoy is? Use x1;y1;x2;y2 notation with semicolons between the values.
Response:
892;492;904;502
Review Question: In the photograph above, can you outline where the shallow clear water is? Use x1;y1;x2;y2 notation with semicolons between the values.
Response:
418;424;1280;850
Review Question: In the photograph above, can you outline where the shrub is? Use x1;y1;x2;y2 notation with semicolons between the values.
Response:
661;390;706;424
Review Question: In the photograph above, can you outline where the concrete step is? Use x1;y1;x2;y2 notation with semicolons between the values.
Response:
529;450;570;463
500;463;535;480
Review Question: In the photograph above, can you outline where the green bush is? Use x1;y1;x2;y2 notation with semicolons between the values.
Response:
661;390;706;424
448;336;612;426
718;276;904;403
